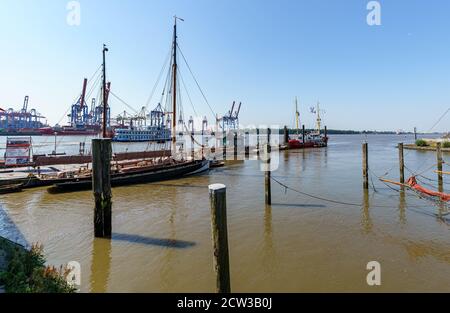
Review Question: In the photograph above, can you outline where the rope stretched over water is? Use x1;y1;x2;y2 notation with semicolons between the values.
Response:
271;176;398;208
271;176;363;206
270;175;447;210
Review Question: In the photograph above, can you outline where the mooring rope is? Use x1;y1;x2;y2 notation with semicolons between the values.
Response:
270;174;447;210
271;176;398;208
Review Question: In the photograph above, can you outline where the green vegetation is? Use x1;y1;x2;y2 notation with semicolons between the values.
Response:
0;242;75;293
442;141;450;148
415;139;429;147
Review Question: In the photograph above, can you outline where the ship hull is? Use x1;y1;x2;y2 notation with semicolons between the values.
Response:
47;159;209;193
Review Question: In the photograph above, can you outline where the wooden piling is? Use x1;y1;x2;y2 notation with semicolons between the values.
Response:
256;128;260;156
222;130;227;161
362;142;369;190
92;138;112;238
264;143;271;205
208;184;231;293
283;126;289;145
437;142;443;192
233;132;238;160
398;143;405;184
302;124;306;142
191;131;195;160
244;131;250;159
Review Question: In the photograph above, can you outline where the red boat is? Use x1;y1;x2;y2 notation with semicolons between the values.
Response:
287;99;328;149
288;133;328;149
38;126;100;136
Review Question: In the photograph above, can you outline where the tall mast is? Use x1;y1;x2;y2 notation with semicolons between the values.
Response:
172;16;183;152
102;44;109;138
295;97;300;135
316;102;321;133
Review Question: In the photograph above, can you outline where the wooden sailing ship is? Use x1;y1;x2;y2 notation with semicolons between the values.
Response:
0;17;209;194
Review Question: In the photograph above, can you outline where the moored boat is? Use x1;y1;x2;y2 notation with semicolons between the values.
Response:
47;159;209;193
287;98;328;149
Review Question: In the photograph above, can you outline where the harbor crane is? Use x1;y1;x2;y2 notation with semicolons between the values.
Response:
220;101;241;131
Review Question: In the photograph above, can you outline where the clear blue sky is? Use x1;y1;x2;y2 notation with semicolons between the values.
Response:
0;0;449;132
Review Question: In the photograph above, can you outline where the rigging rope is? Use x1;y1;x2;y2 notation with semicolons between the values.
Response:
109;91;138;114
144;48;172;110
178;68;198;117
378;107;450;178
177;44;217;120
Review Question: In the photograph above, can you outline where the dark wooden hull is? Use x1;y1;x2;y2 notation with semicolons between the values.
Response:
47;159;209;193
0;184;23;194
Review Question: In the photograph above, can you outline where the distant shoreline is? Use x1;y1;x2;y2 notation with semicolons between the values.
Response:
278;129;445;136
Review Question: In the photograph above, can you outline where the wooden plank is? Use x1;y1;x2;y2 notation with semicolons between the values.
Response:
380;178;408;187
435;170;450;175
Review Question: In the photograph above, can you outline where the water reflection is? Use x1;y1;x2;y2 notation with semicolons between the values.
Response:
112;233;195;248
90;238;111;293
160;198;180;290
361;189;373;233
262;204;275;276
264;204;273;249
398;188;407;224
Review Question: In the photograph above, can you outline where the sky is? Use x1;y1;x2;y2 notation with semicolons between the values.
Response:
0;0;449;132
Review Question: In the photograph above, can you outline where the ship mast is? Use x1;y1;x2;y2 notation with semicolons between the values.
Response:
102;44;109;138
172;16;184;153
295;97;300;135
316;102;322;133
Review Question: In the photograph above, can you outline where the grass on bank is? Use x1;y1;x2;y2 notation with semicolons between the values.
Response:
0;241;75;293
415;139;429;147
415;139;450;148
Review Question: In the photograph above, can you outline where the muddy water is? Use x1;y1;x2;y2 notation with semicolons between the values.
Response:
0;134;449;292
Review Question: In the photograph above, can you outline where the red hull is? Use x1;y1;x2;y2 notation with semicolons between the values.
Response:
288;140;315;149
38;127;100;136
288;137;328;149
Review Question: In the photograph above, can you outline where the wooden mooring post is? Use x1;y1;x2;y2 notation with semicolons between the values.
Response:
302;124;306;142
264;143;272;205
222;130;227;161
92;138;112;238
233;132;238;160
284;126;289;145
191;131;195;160
256;128;260;156
362;143;369;190
208;184;231;293
398;143;405;184
244;131;250;159
437;142;443;192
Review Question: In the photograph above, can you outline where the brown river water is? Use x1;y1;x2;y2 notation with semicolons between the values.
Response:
0;134;449;292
